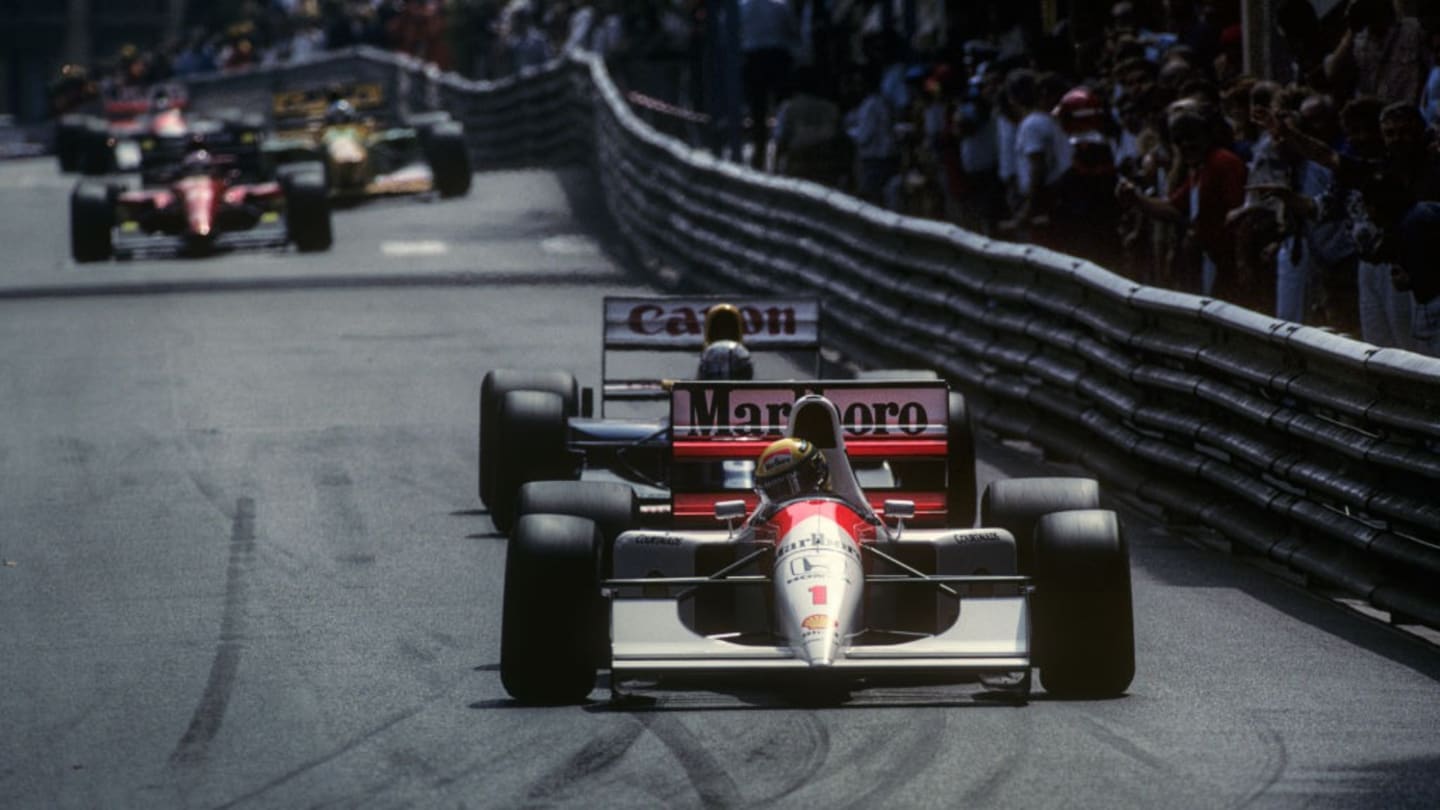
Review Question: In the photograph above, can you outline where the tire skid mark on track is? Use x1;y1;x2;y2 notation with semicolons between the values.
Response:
638;712;744;807
170;496;255;767
315;463;370;559
210;703;430;810
1235;713;1289;809
1074;712;1175;776
837;710;947;810
524;718;648;803
747;711;831;806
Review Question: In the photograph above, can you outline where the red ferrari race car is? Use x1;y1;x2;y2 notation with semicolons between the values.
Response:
499;381;1135;705
55;83;264;178
69;150;331;262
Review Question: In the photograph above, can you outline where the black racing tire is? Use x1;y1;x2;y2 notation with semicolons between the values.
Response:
1032;509;1134;698
56;115;89;172
500;513;603;704
518;480;638;575
79;119;113;175
69;182;113;263
490;390;574;534
424;120;472;198
979;477;1100;575
855;368;939;380
283;167;332;252
479;369;578;505
947;391;978;528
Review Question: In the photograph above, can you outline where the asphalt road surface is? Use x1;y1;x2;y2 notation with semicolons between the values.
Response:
2;158;1439;809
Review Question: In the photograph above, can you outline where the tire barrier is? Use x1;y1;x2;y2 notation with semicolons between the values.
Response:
176;49;1440;629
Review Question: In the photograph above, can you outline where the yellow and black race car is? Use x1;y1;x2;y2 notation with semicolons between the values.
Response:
262;83;471;200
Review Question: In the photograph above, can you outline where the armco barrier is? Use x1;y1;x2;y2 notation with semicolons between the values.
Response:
181;49;1440;628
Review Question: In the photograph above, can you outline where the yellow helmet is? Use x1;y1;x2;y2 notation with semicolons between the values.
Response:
703;303;744;346
755;438;829;501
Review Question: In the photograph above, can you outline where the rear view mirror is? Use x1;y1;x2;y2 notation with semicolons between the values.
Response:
883;499;915;520
883;499;915;536
715;499;747;537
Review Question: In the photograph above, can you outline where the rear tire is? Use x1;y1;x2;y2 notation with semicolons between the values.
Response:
70;182;113;263
518;480;638;575
56;115;89;172
425;120;472;198
479;370;578;504
500;514;603;704
490;390;573;533
947;391;978;528
283;167;332;252
1032;509;1134;698
979;477;1100;575
78;118;113;175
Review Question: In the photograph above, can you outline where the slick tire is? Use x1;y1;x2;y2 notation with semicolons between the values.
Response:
518;480;638;576
501;514;603;704
478;370;578;505
1032;509;1135;698
979;477;1100;575
69;182;113;263
490;390;574;534
78;119;114;176
283;168;332;252
424;121;472;198
946;391;978;528
56;115;89;172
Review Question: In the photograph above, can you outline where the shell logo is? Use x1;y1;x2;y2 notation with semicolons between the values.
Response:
801;614;832;631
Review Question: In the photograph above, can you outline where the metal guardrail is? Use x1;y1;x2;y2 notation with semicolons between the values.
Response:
179;49;1440;629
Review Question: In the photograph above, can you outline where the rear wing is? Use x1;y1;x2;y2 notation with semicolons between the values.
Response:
103;82;188;120
271;82;387;131
668;380;952;526
600;296;821;413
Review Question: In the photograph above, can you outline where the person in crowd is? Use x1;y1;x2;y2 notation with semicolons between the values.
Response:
1001;70;1072;244
1324;0;1429;105
773;65;849;187
1391;198;1440;356
739;0;800;169
956;58;1003;232
845;62;899;206
1117;106;1247;299
507;8;554;73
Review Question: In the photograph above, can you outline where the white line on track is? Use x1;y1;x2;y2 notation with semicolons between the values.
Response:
381;240;449;256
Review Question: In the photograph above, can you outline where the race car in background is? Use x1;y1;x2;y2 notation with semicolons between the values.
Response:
69;149;331;262
478;296;979;533
499;381;1135;704
55;83;264;178
262;82;471;200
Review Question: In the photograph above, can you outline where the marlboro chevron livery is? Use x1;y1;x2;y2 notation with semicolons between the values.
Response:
499;383;1135;704
477;296;979;533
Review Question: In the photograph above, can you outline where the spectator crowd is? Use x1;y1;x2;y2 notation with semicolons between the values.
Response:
51;0;1440;356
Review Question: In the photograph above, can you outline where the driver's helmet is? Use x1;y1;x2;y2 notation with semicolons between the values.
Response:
697;339;754;380
181;149;213;173
755;438;829;502
151;89;174;113
703;303;745;345
326;99;357;124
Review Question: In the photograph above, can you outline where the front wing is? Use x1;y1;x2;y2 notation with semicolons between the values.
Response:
112;221;289;259
609;591;1030;679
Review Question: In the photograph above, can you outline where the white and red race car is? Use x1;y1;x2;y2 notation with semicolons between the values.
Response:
499;381;1135;705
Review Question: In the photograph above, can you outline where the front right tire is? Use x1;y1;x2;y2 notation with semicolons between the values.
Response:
500;513;604;704
70;182;113;263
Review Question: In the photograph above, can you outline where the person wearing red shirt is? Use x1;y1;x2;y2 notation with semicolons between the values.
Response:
1117;107;1248;299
